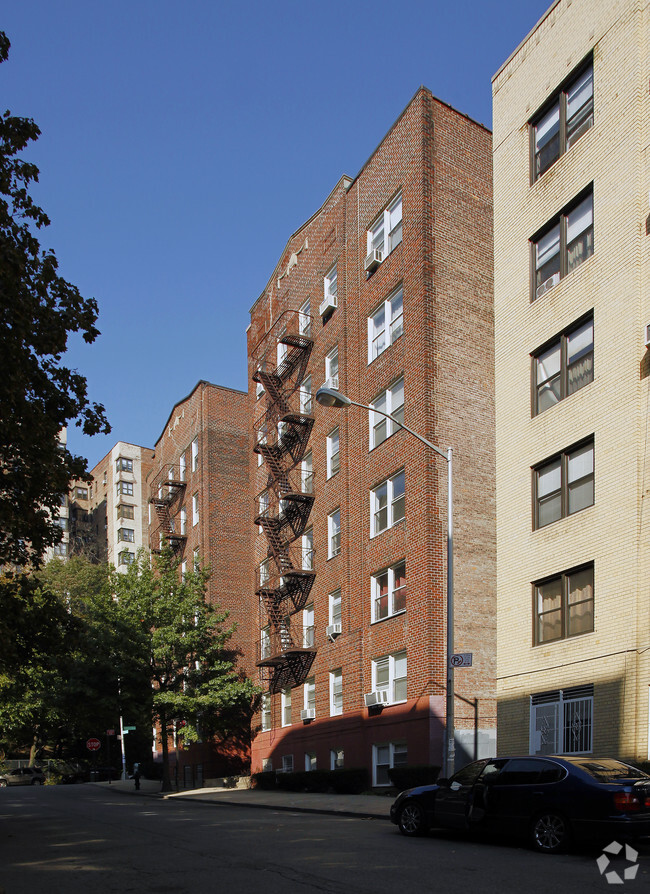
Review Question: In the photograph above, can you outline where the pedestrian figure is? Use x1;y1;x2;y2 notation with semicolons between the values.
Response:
133;763;141;791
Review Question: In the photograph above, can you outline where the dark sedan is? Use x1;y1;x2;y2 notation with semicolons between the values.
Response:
390;756;650;852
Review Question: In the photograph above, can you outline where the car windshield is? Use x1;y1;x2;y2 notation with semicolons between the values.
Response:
572;760;648;782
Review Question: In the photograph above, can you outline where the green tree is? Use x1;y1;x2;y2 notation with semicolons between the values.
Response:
111;548;259;792
0;31;110;567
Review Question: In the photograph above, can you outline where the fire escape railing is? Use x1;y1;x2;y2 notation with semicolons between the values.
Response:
148;462;187;554
253;310;316;694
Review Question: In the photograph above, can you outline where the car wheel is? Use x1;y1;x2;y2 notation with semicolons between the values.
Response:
398;802;427;837
0;780;7;788
530;812;571;854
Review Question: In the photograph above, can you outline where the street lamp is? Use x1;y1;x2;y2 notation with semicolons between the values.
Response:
315;385;456;778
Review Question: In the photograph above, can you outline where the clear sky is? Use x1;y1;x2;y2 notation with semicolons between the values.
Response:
3;0;551;469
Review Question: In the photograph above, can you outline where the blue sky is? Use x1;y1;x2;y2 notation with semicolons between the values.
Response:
3;0;551;469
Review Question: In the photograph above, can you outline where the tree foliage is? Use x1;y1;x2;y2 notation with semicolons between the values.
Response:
0;31;110;566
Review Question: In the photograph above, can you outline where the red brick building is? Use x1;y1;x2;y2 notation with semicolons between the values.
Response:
247;88;496;784
148;380;252;785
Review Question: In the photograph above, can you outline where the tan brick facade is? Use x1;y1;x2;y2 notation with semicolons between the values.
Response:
493;0;650;759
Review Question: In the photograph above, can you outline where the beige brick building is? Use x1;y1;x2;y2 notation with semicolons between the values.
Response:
493;0;650;759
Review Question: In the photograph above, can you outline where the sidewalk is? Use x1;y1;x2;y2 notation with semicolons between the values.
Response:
92;779;392;820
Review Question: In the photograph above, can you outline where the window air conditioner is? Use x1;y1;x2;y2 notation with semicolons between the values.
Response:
364;690;389;708
535;272;560;299
300;708;316;722
365;249;383;273
326;623;342;640
645;323;650;348
319;295;338;317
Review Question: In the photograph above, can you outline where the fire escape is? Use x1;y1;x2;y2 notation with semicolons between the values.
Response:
253;310;316;694
149;462;187;554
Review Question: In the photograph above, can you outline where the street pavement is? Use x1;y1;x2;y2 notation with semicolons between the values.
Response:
93;778;393;818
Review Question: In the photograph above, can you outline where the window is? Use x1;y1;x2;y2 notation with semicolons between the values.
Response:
304;677;315;713
370;377;404;449
326;428;340;478
53;542;68;557
532;189;593;300
277;334;288;368
117;481;134;496
260;626;270;661
329;588;342;626
301;452;313;494
534;564;594;645
305;752;317;772
56;516;68;532
177;452;186;481
373;742;407;786
117;503;135;520
75;486;88;500
299;298;311;335
330;748;344;770
368;285;404;362
330;669;343;716
372;651;407;703
530;684;593;755
325;346;339;389
118;528;135;543
191;437;199;472
324;263;337;306
262;757;273;772
118;550;135;566
261;694;271;732
259;558;270;587
299;376;312;415
533;315;593;415
367;191;402;259
192;492;199;526
531;60;593;181
193;547;200;571
328;509;341;558
256;380;265;400
534;439;594;529
372;561;406;622
281;688;292;727
370;470;405;537
180;507;187;536
302;527;313;570
116;457;133;473
303;604;314;648
281;754;294;773
181;560;187;579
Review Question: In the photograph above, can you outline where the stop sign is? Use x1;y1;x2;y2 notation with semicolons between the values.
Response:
86;737;101;752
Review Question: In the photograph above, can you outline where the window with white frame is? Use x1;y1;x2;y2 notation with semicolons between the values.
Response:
281;754;294;773
260;626;270;661
325;346;339;389
299;375;312;415
330;669;343;716
373;742;407;786
370;470;405;537
261;693;271;731
370;377;404;449
326;428;340;478
301;452;313;494
192;492;199;526
181;560;187;580
180;507;187;536
299;298;311;336
303;604;314;648
304;677;315;714
368;285;404;362
367;191;402;260
302;527;313;570
305;752;317;772
259;558;270;587
179;452;186;481
281;688;292;727
372;561;406;622
329;588;342;627
530;684;593;755
193;547;200;571
373;651;407;703
324;263;337;306
328;509;341;558
277;333;288;368
191;437;199;472
330;748;344;770
256;380;264;400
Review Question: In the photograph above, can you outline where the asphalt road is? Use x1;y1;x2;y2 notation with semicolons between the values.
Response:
1;785;648;893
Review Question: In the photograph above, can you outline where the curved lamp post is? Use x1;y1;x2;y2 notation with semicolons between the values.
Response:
315;385;456;778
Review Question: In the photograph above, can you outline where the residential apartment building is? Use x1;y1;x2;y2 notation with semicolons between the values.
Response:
248;87;496;784
147;381;252;784
493;0;650;759
88;442;154;569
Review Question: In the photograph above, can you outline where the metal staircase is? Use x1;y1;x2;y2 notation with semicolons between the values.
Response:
148;463;187;554
253;311;316;693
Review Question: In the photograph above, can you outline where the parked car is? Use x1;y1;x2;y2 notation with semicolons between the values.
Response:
390;756;650;852
0;767;46;787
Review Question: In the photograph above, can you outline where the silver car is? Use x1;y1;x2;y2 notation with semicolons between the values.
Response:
0;767;45;787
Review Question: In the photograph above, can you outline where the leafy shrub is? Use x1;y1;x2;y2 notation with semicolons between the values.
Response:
388;765;441;791
251;771;277;790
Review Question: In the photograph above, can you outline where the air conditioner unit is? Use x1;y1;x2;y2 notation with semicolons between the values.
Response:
326;623;342;640
300;708;315;722
319;295;338;317
535;272;560;300
644;323;650;348
364;690;389;708
364;249;383;273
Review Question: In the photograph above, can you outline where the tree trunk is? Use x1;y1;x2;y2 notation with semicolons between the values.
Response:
160;709;173;793
28;731;39;767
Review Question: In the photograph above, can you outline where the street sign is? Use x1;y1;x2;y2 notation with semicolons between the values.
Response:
124;726;136;731
86;737;101;751
450;652;473;668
